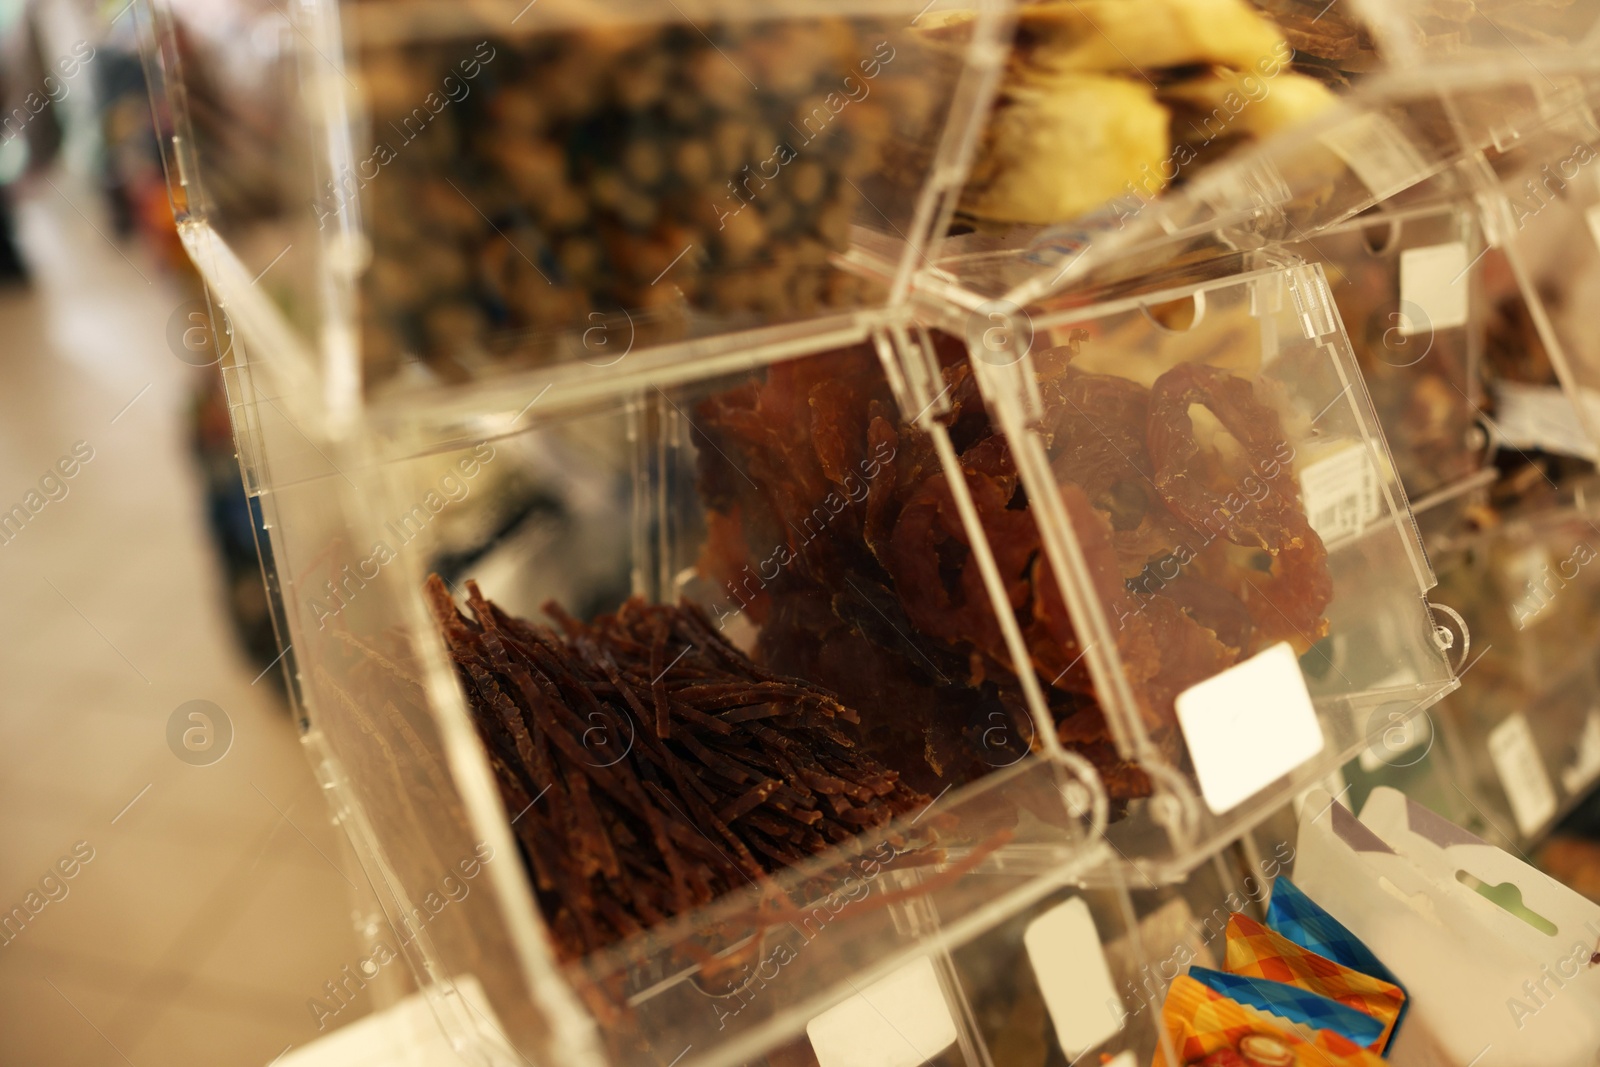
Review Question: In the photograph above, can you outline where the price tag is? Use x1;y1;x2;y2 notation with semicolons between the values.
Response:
1487;713;1557;837
1399;242;1470;333
1177;643;1325;815
807;956;956;1067
1318;113;1428;201
1560;709;1600;795
1026;898;1123;1057
1299;446;1383;545
1490;382;1600;460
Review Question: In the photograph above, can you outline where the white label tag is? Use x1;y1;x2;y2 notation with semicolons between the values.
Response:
1177;642;1325;815
1025;898;1123;1057
1318;113;1429;201
1487;713;1558;837
1560;709;1600;795
1399;242;1470;333
1490;382;1600;460
807;957;957;1067
1103;1054;1137;1067
1299;446;1383;545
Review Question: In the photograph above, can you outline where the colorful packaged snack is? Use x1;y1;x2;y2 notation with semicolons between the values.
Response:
1264;876;1408;1037
1153;974;1389;1067
1264;878;1401;985
1185;967;1385;1049
1223;913;1405;1052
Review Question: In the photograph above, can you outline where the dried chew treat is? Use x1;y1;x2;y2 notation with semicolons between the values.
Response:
425;575;930;960
694;340;1333;795
922;0;1335;227
353;18;923;389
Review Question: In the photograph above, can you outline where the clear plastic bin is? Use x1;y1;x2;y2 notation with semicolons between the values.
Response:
226;316;1134;1066
1474;102;1600;460
136;0;1012;425
910;251;1460;880
1280;200;1491;511
1427;495;1600;846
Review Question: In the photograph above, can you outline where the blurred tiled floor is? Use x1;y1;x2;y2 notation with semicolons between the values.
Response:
0;174;368;1064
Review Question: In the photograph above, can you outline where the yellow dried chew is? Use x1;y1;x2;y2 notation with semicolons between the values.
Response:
959;73;1170;224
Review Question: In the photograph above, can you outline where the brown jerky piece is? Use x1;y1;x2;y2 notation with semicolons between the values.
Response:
427;575;930;961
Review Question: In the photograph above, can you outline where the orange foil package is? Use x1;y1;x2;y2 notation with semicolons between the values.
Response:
1153;975;1389;1067
1223;913;1405;1052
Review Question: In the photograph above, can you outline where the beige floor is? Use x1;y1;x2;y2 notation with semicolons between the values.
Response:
0;176;368;1062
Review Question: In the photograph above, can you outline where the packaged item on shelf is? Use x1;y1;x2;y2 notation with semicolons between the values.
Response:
1154;973;1387;1066
1262;877;1403;999
1221;913;1403;1052
1295;790;1600;1065
1184;966;1388;1049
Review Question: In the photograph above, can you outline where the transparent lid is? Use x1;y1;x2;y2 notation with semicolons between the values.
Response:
910;253;1458;878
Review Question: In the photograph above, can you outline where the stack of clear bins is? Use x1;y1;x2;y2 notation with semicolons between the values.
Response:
129;0;1506;1063
1428;486;1600;847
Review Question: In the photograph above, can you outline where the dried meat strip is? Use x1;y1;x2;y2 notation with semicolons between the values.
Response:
427;575;931;961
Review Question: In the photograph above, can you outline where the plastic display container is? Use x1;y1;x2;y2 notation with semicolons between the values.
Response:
1475;102;1600;461
1428;495;1600;846
1281;200;1491;511
136;0;1013;430
222;312;1134;1067
910;251;1460;881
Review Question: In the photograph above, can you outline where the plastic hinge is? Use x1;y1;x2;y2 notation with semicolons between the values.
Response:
1284;263;1337;339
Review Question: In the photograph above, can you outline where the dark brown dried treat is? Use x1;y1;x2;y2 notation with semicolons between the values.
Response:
427;575;930;961
695;342;1152;795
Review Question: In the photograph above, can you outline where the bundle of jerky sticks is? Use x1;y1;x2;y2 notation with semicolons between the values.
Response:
425;575;930;960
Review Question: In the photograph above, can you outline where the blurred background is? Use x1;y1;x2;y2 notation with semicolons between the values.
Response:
1;0;374;1062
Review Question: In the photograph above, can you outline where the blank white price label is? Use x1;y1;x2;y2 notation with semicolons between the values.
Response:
1399;243;1470;333
1025;898;1123;1057
1177;642;1325;815
1318;113;1428;201
1490;382;1599;460
807;957;956;1067
1299;446;1382;546
1560;710;1600;795
1487;713;1557;836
